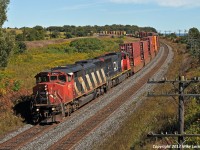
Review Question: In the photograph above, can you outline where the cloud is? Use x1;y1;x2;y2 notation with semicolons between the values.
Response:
109;0;200;8
60;3;94;11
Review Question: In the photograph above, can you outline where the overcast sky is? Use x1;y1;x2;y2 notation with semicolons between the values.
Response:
3;0;200;32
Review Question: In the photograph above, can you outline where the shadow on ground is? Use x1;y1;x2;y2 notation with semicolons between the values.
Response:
13;95;33;124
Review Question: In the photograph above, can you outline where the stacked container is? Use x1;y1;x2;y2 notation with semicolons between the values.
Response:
120;42;144;73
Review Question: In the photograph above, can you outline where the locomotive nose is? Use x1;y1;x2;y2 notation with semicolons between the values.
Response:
33;83;50;105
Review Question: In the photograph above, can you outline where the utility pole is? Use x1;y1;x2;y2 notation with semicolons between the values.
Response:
178;76;184;146
178;29;182;37
184;30;188;36
147;76;200;150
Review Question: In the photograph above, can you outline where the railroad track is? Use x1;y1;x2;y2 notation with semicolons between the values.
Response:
0;124;57;150
48;43;170;150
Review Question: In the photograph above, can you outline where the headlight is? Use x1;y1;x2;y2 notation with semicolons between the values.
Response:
52;107;55;111
45;85;47;90
36;108;39;111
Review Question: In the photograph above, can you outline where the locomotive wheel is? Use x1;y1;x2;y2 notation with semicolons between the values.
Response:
60;103;66;118
72;103;79;112
65;104;72;116
31;112;41;125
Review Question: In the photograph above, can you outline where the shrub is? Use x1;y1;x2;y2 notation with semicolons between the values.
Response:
64;46;77;53
14;41;27;54
70;38;105;52
12;80;21;91
65;32;72;39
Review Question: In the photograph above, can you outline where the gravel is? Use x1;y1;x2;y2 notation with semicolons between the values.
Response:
1;44;173;150
0;124;33;144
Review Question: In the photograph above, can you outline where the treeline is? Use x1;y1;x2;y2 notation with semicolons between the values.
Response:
164;27;200;62
8;24;157;42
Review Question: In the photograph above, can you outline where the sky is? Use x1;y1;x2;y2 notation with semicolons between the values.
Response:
3;0;200;32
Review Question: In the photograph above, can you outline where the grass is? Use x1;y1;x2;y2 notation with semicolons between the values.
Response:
6;28;23;34
96;38;200;149
0;111;24;135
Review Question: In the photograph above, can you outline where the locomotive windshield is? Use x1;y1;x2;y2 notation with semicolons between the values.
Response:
58;75;66;82
36;75;49;83
50;76;57;81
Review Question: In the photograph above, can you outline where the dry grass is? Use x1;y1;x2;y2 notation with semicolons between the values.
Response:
6;28;23;34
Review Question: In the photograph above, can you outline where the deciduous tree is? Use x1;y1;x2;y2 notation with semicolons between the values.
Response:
0;0;15;69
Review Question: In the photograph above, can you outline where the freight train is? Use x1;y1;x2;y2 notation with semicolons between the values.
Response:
30;32;159;123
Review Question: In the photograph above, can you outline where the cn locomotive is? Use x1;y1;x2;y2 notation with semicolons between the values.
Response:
31;32;159;123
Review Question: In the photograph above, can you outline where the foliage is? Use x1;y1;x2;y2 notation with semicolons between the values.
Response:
50;31;60;39
188;27;200;39
0;0;15;69
12;80;21;91
185;98;200;144
14;41;27;54
187;27;200;62
0;0;9;27
15;34;23;41
15;26;46;41
69;38;105;52
0;30;15;69
65;32;72;39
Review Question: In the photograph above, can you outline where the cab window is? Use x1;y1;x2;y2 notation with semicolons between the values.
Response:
36;75;49;83
50;76;57;81
58;75;66;82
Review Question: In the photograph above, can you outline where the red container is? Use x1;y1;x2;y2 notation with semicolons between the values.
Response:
147;36;156;58
140;40;151;65
120;42;143;73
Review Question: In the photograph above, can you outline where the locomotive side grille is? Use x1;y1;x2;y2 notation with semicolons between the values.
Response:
74;69;106;97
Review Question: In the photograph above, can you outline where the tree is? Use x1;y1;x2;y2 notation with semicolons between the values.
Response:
188;27;199;39
0;0;15;69
69;38;105;52
14;41;27;54
0;31;15;68
65;32;72;39
33;25;45;40
50;31;60;38
187;27;200;62
0;0;9;27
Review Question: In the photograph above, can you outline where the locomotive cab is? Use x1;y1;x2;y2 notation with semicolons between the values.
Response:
32;71;74;123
